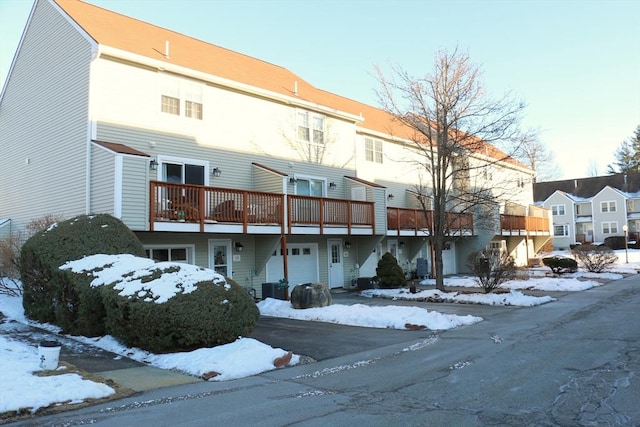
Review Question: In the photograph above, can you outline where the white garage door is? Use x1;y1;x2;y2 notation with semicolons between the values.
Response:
267;243;319;290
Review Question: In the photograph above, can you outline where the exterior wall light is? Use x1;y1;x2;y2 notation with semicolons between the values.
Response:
329;182;337;190
344;241;351;249
149;159;158;171
235;242;244;252
211;167;222;177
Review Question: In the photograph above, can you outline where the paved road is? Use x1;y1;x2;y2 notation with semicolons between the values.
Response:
11;276;640;426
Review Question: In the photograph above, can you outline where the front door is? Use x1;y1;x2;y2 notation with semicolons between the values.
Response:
328;239;344;288
209;239;232;277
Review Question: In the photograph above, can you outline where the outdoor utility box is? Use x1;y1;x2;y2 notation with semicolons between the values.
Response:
262;283;288;300
416;258;430;278
356;277;375;290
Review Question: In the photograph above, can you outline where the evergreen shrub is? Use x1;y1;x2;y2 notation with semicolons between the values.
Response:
102;273;259;353
19;214;145;335
542;256;578;274
375;252;407;289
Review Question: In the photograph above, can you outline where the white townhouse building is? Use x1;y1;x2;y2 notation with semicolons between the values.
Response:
0;0;550;296
535;174;640;249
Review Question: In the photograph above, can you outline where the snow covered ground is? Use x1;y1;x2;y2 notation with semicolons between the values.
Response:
1;250;638;416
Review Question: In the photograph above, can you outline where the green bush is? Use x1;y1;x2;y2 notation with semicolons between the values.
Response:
19;214;145;335
542;256;578;274
375;252;407;289
100;267;259;353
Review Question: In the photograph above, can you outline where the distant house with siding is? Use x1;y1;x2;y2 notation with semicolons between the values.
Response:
534;174;640;249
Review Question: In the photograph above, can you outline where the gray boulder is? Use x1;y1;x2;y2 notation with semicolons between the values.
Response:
290;282;332;309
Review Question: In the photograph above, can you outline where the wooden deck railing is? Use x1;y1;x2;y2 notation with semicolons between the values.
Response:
287;195;374;234
500;214;550;234
387;207;474;236
149;181;374;233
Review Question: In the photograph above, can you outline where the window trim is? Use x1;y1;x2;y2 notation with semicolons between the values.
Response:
553;224;570;237
600;200;617;213
602;221;618;234
145;244;195;264
155;155;210;186
365;137;383;164
209;239;232;278
160;75;204;120
551;204;566;216
291;174;327;197
297;110;325;145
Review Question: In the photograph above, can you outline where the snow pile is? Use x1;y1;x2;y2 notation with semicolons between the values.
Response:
0;335;115;414
258;298;482;330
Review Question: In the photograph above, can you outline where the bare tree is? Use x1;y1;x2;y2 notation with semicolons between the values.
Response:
376;47;527;291
508;129;562;182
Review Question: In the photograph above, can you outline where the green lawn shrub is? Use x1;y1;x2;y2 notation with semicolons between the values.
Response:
101;268;259;353
19;214;146;335
542;256;578;274
375;252;407;289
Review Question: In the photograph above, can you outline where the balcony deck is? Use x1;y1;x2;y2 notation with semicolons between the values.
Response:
500;214;550;236
386;207;474;236
149;181;375;235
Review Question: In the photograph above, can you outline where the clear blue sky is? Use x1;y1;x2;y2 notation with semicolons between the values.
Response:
1;0;639;180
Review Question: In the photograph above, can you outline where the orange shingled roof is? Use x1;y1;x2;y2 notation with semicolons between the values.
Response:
54;0;528;170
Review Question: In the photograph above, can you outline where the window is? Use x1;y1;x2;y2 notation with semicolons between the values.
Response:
145;246;191;263
553;224;570;237
160;75;203;120
185;100;202;119
297;111;309;141
297;110;324;144
161;160;206;185
312;115;324;143
184;83;203;120
602;221;618;234
551;204;566;216
601;201;616;213
161;95;180;115
295;178;324;197
365;137;383;163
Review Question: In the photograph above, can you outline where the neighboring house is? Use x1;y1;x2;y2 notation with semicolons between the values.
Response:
0;0;550;296
535;174;640;249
